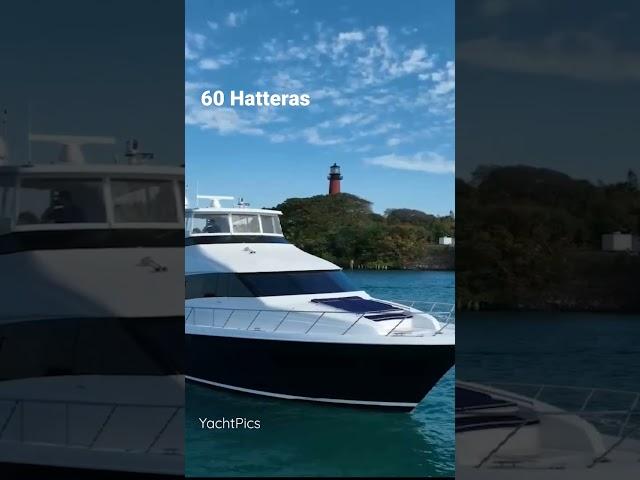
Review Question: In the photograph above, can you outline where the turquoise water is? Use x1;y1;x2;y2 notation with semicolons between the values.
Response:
186;270;455;477
457;312;640;392
457;312;640;439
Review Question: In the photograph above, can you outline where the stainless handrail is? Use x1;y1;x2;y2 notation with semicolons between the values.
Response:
185;300;455;336
0;396;184;455
459;382;640;468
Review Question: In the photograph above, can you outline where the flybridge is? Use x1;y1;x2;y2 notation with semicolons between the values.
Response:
185;195;284;238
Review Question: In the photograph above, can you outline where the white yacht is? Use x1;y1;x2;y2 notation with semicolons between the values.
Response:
185;195;455;411
0;135;184;476
0;135;184;323
456;381;640;479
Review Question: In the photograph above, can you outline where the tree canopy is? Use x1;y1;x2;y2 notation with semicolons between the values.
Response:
457;165;640;311
274;193;454;269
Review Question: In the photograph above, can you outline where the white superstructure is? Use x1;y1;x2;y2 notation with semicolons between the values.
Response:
185;195;454;340
0;134;184;475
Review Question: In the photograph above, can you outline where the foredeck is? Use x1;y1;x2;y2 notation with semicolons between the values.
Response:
185;300;455;338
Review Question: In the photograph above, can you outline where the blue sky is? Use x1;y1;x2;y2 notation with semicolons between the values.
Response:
186;0;454;214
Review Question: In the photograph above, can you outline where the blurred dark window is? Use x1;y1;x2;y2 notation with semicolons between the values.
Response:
190;213;230;234
185;270;356;299
111;179;177;223
0;175;16;231
17;178;106;225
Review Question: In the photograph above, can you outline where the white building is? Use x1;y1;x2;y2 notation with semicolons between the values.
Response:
601;232;633;252
439;236;455;246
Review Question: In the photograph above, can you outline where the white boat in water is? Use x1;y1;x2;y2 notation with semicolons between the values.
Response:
185;195;455;411
0;135;184;323
0;134;184;476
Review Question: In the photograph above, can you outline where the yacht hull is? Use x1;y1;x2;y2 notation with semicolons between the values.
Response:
186;333;454;411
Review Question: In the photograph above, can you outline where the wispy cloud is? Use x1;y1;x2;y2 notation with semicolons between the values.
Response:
458;32;640;82
186;106;263;136
365;152;454;174
255;25;436;88
423;61;455;95
198;58;222;70
303;127;345;146
186;20;453;158
226;10;248;27
319;113;376;129
479;0;512;17
185;31;207;60
272;72;303;90
185;80;212;91
333;30;365;54
389;47;434;75
274;0;295;9
197;51;240;70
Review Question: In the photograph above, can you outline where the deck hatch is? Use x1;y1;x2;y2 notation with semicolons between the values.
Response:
310;296;413;321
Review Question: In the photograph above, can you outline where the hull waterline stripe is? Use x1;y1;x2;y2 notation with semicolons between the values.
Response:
185;375;418;408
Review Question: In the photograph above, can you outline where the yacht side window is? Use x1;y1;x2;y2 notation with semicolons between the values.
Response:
111;179;178;223
260;215;282;234
186;273;255;298
17;178;106;225
231;214;260;234
0;176;16;232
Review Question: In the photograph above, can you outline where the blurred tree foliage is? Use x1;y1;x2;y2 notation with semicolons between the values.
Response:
274;193;455;269
457;166;640;311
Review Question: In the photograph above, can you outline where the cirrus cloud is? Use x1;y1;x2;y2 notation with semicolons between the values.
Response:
365;152;454;174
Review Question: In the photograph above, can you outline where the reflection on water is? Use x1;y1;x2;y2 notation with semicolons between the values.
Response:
457;312;640;391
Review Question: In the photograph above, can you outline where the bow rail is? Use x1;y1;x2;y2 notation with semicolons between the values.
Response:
185;300;454;337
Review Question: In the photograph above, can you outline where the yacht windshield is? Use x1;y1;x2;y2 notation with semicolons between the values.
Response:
17;178;106;225
231;214;260;233
260;215;282;234
111;179;178;223
190;213;230;234
186;270;357;298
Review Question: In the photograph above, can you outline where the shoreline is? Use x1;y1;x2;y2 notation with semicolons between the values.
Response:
457;306;640;314
344;268;455;272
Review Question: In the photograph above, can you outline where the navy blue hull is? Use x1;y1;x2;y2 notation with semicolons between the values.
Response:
186;333;454;411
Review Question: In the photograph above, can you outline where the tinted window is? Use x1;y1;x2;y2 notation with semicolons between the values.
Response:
190;214;230;234
186;272;254;298
18;178;106;225
231;214;260;233
186;270;356;299
112;179;177;223
260;215;282;234
0;176;16;231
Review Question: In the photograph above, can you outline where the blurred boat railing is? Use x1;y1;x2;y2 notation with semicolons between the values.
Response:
0;395;183;456
459;382;640;469
185;301;455;337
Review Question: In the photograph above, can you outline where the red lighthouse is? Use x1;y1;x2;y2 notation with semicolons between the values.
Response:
328;163;343;195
